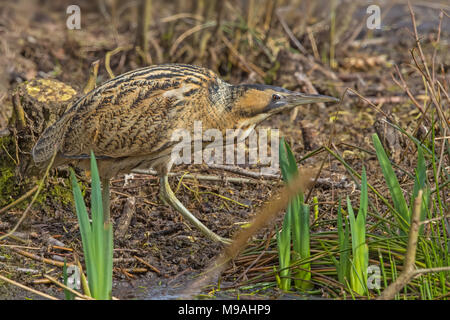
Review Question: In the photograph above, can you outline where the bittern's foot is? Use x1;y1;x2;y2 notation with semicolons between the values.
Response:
159;176;231;245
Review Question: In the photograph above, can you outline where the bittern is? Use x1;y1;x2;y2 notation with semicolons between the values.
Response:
32;64;338;244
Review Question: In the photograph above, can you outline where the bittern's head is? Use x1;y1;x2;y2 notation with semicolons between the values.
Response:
228;84;339;129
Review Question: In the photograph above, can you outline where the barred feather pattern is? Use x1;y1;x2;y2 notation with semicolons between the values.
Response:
32;64;234;175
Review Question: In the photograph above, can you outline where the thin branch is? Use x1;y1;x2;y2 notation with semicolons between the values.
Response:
0;273;59;300
378;190;423;300
44;275;94;300
0;185;38;215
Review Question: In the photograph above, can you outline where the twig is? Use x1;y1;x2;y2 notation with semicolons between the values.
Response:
83;60;100;94
43;275;94;300
0;185;38;214
133;255;161;274
0;244;40;250
75;257;91;298
168;267;192;285
207;164;279;179
51;245;73;252
233;237;272;285
435;125;447;191
114;267;147;274
1;266;39;274
12;92;26;128
391;65;426;115
306;27;320;61
408;2;449;130
220;35;266;78
11;247;74;268
105;46;133;79
276;8;338;81
160;13;204;23
32;279;52;284
294;71;326;110
275;7;307;55
182;174;274;185
345;88;391;119
169;21;216;57
412;266;450;277
131;168;278;184
378;190;423;300
0;273;59;300
115;197;136;239
182;168;316;297
135;0;152;65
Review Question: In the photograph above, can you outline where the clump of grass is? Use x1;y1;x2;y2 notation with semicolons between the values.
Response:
222;123;447;300
336;168;368;296
70;151;113;300
372;133;429;236
276;138;312;291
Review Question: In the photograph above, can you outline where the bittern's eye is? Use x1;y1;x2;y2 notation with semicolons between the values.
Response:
272;94;281;101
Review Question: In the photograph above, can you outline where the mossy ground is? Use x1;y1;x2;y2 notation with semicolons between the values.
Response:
0;136;20;208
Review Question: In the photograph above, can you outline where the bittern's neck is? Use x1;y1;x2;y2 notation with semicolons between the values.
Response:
207;80;235;112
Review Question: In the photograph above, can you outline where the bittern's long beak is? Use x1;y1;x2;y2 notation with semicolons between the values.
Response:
286;92;340;105
263;91;339;113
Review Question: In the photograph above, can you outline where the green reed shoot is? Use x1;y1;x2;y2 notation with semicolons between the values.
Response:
372;133;429;235
336;198;350;285
63;259;75;300
348;168;368;296
277;138;312;291
70;151;113;300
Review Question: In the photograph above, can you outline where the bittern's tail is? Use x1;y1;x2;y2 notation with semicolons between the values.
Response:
32;117;69;165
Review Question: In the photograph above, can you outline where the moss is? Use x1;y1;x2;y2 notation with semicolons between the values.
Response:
26;79;77;103
0;136;20;207
48;182;74;207
36;174;90;213
31;179;77;214
0;135;79;211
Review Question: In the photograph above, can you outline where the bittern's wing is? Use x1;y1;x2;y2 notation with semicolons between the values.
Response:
61;91;182;159
33;64;219;163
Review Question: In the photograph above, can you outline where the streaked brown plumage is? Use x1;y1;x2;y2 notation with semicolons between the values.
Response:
33;63;338;243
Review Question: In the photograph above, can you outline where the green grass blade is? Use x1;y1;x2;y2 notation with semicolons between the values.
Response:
355;168;368;295
337;198;350;284
411;145;428;234
290;195;301;256
372;133;410;233
279;137;299;183
103;221;113;300
70;153;113;300
294;203;313;290
279;137;312;290
63;260;75;300
70;169;97;293
277;216;291;291
89;151;105;298
347;168;369;297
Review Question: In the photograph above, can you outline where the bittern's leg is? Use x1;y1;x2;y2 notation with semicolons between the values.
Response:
159;175;230;244
101;178;111;224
